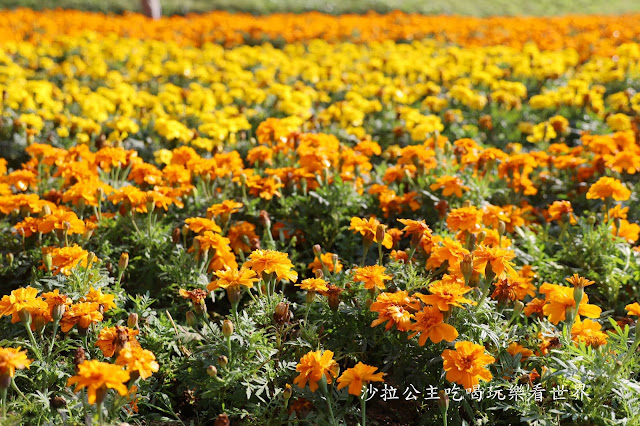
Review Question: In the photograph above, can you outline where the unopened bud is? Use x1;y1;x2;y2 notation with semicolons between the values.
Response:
476;231;487;245
128;313;139;329
461;254;474;284
41;204;52;217
513;300;525;316
63;221;71;232
218;355;228;368
222;319;234;337
484;262;496;284
313;244;322;257
119;252;129;271
498;221;506;236
181;224;190;237
573;286;584;308
274;302;290;325
207;365;218;377
86;252;95;268
438;390;449;413
44;253;53;272
565;306;576;324
18;308;32;327
6;253;14;267
259;210;271;229
172;227;181;244
73;347;86;373
375;224;386;244
52;304;66;322
283;383;292;401
186;311;197;327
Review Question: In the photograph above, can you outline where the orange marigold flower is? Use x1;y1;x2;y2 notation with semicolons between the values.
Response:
523;297;546;318
612;219;640;244
491;276;536;302
430;176;470;198
442;341;495;391
81;287;116;312
42;245;94;276
308;252;343;273
297;278;329;293
446;206;483;233
60;302;103;332
37;208;86;235
67;360;130;404
547;201;577;225
408;305;458;345
625;302;640;316
293;350;339;392
585;176;631;201
336;362;385;396
41;289;72;316
115;346;159;380
352;265;392;290
243;250;298;282
416;275;476;311
506;342;534;361
178;288;209;305
397;218;432;239
96;326;141;358
539;283;602;324
472;245;519;279
370;291;420;331
571;319;608;348
227;221;259;253
565;274;594;288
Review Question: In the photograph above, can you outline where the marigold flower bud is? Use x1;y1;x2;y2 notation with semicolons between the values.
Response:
18;308;32;327
6;253;14;267
186;311;197;327
477;231;487;245
313;244;322;257
573;286;584;307
172;227;181;244
461;254;474;284
127;313;139;329
119;252;129;271
73;347;86;373
283;383;292;401
218;355;228;368
375;224;386;245
207;365;218;377
498;221;506;236
41;204;52;217
274;302;290;325
438;390;449;413
222;319;234;337
52;304;66;322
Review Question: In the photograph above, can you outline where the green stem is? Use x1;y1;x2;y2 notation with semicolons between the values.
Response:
325;392;337;426
377;242;383;266
361;244;370;267
48;320;59;357
97;401;104;426
1;386;7;419
361;388;367;426
473;283;492;313
10;380;24;400
226;336;233;364
304;301;311;324
24;324;43;361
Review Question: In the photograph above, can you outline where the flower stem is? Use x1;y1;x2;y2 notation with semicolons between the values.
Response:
361;388;367;426
1;386;7;419
97;401;104;426
48;320;59;357
24;324;43;361
226;335;233;364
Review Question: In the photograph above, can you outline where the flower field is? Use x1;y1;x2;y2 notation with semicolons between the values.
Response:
1;8;640;425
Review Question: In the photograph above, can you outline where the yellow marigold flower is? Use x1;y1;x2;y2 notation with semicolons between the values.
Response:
0;347;32;378
0;287;48;324
293;350;339;392
625;302;640;317
207;200;243;219
243;250;298;282
539;283;601;324
115;346;159;380
352;265;392;290
308;252;343;273
446;206;483;233
207;266;258;291
442;341;495;391
60;302;103;332
586;176;631;201
408;306;458;345
96;326;141;358
185;217;221;234
67;360;130;404
81;287;116;311
430;176;470;198
297;278;329;293
606;113;632;131
336;362;385;396
571;318;608;348
349;216;393;248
